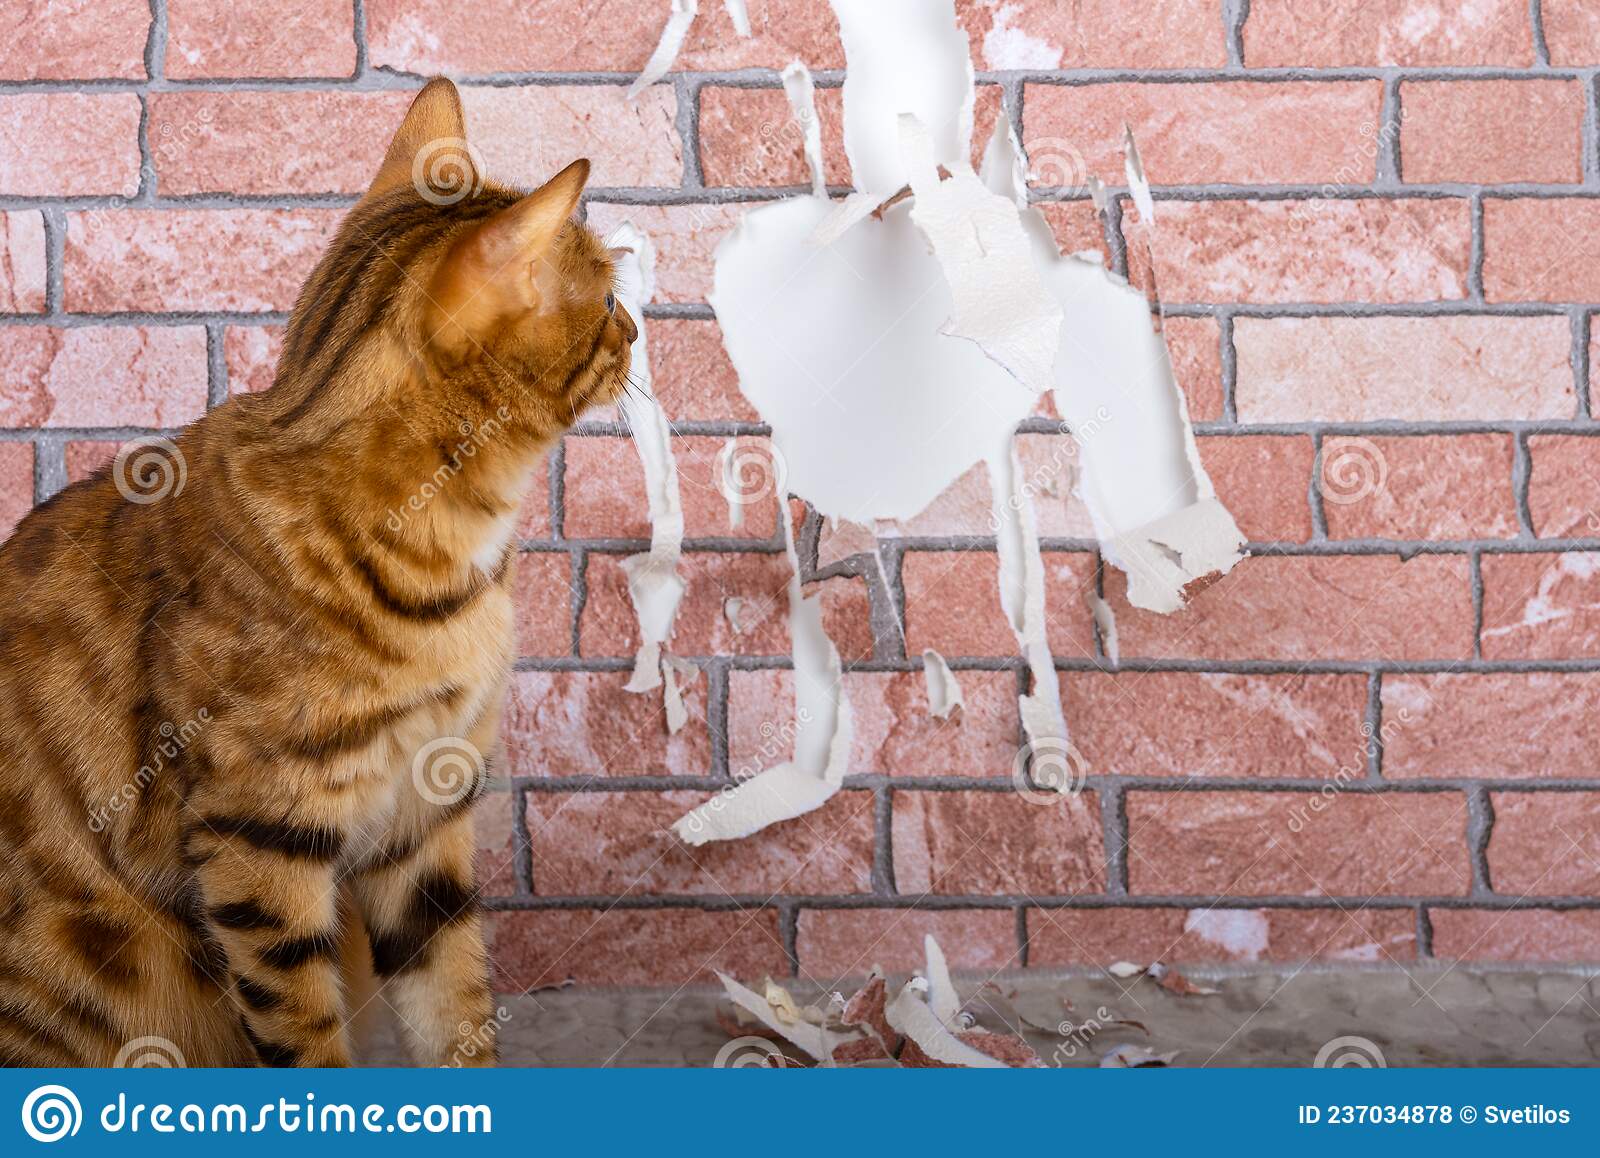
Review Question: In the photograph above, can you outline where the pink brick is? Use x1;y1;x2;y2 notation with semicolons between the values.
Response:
580;551;792;657
728;669;1021;779
1234;316;1576;421
892;790;1106;896
1242;0;1533;66
1022;81;1382;186
166;0;355;78
511;552;574;657
1400;80;1585;185
488;907;788;989
472;787;518;898
698;84;1001;189
503;670;711;778
1132;199;1470;304
516;462;552;541
796;909;1020;981
65;209;342;313
1429;909;1600;962
223;326;283;396
1544;0;1600;65
0;443;33;539
63;440;123;482
1037;202;1112;265
1528;435;1600;538
368;0;843;75
1;0;149;79
1196;435;1314;543
1126;790;1471;897
955;0;1225;68
643;320;753;424
583;204;746;305
1480;552;1600;659
1487;793;1600;895
0;327;208;429
0;94;141;197
149;82;677;198
1483;199;1600;302
1061;672;1370;780
1026;906;1417;966
1163;316;1225;423
1321;434;1518;541
1107;554;1476;662
563;435;778;541
526;790;874;895
1383;673;1600;781
902;550;1097;659
0;213;47;313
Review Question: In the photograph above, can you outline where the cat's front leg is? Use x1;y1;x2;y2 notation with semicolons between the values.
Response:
187;804;355;1067
352;796;497;1067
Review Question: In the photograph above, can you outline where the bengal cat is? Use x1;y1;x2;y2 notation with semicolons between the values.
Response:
0;78;636;1067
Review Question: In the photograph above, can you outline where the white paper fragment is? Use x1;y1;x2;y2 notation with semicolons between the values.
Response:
610;225;688;696
1090;594;1120;664
722;0;750;37
922;935;961;1029
832;0;973;198
884;981;1003;1068
671;504;853;845
988;437;1068;752
1123;124;1155;227
900;115;1062;396
662;656;698;734
628;0;698;99
921;651;963;719
1107;961;1145;979
782;60;826;197
808;191;883;247
716;972;857;1063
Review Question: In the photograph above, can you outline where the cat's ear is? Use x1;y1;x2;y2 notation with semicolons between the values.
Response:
465;159;590;273
363;77;474;205
430;159;591;337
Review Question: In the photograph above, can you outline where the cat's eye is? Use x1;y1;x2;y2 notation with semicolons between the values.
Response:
604;293;616;314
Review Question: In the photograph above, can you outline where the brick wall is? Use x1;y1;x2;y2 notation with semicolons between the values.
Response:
5;1;1600;991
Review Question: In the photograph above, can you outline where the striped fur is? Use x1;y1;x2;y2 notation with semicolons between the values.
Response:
0;79;633;1067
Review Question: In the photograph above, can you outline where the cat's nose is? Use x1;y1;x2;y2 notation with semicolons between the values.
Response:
615;303;638;345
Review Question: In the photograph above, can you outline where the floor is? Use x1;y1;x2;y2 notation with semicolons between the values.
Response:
362;967;1600;1067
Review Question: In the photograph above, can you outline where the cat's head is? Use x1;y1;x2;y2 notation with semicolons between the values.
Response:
276;78;636;438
